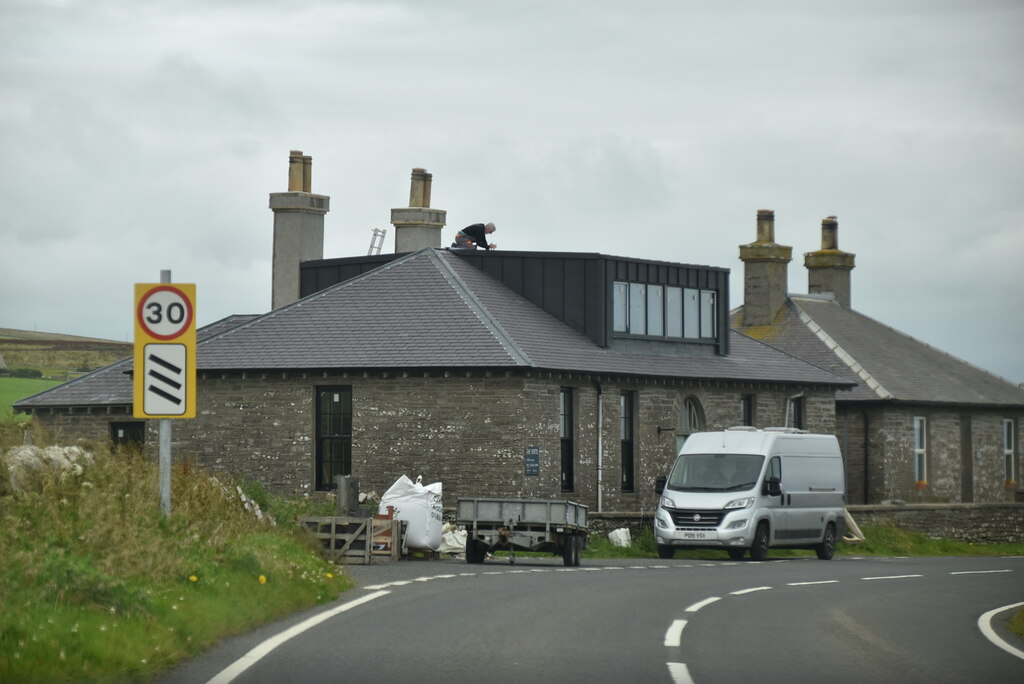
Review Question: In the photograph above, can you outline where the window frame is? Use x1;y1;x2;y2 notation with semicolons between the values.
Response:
315;386;353;491
1004;418;1016;484
612;280;718;342
560;387;575;492
913;416;928;484
620;390;636;493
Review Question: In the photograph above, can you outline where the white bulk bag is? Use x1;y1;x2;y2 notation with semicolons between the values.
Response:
608;527;632;547
379;475;443;551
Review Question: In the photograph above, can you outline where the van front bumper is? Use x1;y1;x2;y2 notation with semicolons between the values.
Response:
654;506;753;548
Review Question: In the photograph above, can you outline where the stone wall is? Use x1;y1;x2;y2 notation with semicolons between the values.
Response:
586;503;1024;544
847;503;1024;544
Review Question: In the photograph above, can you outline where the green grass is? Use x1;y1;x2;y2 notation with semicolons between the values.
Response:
0;377;60;420
0;420;353;683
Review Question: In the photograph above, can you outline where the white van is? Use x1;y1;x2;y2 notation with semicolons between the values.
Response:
654;427;845;561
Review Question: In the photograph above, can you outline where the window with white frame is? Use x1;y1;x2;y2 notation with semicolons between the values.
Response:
612;281;717;341
913;416;927;484
1004;419;1016;483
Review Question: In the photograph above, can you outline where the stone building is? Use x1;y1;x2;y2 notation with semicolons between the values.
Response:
14;156;851;512
732;211;1024;504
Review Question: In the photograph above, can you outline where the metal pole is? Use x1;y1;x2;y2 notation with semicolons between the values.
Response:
159;269;172;516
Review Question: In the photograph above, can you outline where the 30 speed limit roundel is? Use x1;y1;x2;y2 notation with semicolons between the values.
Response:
136;285;194;341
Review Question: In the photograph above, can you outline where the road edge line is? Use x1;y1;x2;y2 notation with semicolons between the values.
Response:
206;590;391;684
977;602;1024;662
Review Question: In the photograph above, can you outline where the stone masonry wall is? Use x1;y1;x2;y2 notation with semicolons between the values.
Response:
24;371;837;513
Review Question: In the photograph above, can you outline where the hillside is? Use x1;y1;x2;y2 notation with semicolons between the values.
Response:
0;327;131;380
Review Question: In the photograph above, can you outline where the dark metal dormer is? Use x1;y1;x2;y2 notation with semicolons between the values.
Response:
300;249;730;357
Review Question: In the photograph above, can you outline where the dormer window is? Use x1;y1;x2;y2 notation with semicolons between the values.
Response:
613;281;717;341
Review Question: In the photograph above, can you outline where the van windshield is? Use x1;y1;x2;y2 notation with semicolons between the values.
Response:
666;453;764;492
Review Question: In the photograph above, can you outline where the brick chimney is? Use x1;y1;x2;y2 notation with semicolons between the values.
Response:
269;150;330;310
391;168;446;252
804;215;856;307
738;209;792;326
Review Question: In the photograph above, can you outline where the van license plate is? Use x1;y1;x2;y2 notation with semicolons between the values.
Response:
682;532;707;540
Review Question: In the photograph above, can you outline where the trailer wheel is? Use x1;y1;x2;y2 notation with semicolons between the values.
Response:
574;536;583;567
466;538;486;564
562;536;578;567
657;544;676;559
727;548;745;561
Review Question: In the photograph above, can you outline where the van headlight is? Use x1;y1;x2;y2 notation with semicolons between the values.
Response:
724;497;755;510
660;496;675;510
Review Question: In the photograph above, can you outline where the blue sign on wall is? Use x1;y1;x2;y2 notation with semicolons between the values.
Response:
525;445;540;476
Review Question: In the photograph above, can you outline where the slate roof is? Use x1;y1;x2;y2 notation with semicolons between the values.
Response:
13;315;258;410
733;294;1024;407
16;250;850;410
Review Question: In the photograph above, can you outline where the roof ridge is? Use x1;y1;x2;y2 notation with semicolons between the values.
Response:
792;300;894;400
429;250;532;366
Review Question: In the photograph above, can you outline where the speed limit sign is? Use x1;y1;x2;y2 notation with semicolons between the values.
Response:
137;285;194;340
134;283;197;418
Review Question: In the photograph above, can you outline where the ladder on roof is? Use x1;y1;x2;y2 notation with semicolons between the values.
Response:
368;227;387;255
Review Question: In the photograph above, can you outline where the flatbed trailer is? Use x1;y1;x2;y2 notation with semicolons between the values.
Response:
456;497;588;566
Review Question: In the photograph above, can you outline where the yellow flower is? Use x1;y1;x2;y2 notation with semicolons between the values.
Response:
325;572;334;579
258;575;267;584
188;575;198;583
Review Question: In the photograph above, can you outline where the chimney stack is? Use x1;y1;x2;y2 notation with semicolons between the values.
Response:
391;167;446;253
738;210;792;326
805;216;856;307
269;150;330;310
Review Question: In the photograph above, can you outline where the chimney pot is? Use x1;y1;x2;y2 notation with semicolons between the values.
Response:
756;209;775;243
409;168;432;208
821;215;839;250
302;155;312;193
288;150;304;192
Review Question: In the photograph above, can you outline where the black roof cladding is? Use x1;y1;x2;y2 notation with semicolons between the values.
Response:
302;248;732;353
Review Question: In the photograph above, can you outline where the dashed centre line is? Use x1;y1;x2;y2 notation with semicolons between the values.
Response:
862;574;923;581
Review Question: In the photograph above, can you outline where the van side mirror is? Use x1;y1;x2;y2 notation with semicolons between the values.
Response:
655;476;667;495
766;476;782;497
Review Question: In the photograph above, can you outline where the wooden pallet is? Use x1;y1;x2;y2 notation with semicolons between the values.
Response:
299;514;406;564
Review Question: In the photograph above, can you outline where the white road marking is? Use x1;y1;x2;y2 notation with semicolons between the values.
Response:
978;602;1024;661
951;569;1012;575
206;590;390;684
664;619;687;647
862;574;923;581
788;580;839;586
731;586;772;595
685;597;721;612
666;662;694;684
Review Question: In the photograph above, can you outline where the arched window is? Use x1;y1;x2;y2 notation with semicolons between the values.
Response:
676;396;706;453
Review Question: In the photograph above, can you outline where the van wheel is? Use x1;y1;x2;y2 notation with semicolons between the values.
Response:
657;544;676;559
815;523;836;560
727;549;745;561
750;523;769;561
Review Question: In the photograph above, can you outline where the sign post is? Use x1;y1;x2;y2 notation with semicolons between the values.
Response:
134;271;197;516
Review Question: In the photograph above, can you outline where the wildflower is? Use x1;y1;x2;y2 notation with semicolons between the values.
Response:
325;572;334;579
258;574;267;584
189;574;198;583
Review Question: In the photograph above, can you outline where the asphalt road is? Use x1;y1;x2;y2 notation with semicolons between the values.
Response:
159;555;1024;684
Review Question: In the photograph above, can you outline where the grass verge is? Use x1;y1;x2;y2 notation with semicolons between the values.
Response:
0;423;352;683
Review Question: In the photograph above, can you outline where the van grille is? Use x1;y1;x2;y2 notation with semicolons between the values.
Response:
665;507;724;529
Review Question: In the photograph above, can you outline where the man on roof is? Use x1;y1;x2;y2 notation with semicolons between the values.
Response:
451;222;497;250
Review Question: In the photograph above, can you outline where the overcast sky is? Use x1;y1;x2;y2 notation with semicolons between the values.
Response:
2;1;1022;383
